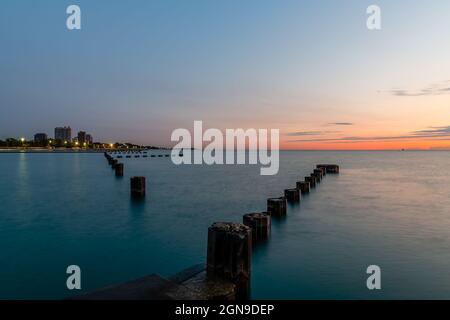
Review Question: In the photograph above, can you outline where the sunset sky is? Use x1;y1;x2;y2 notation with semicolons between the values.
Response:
1;0;450;150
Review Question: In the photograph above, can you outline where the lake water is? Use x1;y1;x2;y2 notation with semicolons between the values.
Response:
0;151;449;299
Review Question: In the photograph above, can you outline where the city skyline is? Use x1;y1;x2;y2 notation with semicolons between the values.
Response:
1;1;450;150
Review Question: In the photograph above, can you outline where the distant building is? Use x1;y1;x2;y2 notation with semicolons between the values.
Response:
86;134;93;144
77;131;86;144
55;126;72;143
34;133;48;144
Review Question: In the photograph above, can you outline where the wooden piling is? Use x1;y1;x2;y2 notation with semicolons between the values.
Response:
130;176;146;197
310;173;320;184
317;164;340;174
314;169;323;179
111;159;118;169
312;171;322;182
318;167;326;176
296;181;310;194
243;213;271;242
267;197;287;217
305;176;315;188
284;188;300;202
207;222;252;300
115;163;124;177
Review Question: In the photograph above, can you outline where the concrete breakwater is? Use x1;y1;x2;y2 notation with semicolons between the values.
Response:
78;153;339;300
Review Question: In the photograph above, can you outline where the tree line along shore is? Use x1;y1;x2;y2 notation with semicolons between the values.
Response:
0;138;167;151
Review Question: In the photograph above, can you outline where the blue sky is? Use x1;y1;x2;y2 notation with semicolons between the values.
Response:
1;0;450;149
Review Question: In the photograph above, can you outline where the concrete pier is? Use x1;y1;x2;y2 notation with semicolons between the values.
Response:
130;176;146;197
267;197;287;217
296;181;310;194
71;264;238;300
317;164;340;174
284;188;300;202
243;213;271;242
207;222;252;300
115;163;124;177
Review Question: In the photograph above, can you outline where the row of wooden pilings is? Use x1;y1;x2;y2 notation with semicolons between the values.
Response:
110;150;171;159
103;152;338;300
104;152;146;197
205;164;339;300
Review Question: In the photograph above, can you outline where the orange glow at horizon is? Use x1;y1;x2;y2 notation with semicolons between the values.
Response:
280;139;450;150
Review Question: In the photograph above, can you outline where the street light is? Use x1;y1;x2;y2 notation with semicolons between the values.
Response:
20;137;25;143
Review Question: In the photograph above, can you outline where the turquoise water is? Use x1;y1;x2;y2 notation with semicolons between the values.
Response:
0;151;449;299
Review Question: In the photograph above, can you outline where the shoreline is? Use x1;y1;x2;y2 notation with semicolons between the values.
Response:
0;148;166;153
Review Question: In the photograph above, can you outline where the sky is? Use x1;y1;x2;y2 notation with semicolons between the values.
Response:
1;0;450;150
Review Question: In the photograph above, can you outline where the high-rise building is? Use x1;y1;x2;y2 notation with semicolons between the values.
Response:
34;133;48;144
54;126;72;143
86;134;93;144
77;131;86;144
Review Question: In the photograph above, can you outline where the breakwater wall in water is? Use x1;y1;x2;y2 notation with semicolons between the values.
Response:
74;153;339;300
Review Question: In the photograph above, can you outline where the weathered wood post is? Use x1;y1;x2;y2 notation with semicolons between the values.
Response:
317;164;340;174
318;167;326;176
305;176;315;188
312;171;321;183
296;181;310;194
243;213;271;242
207;222;252;300
111;159;118;169
314;169;323;179
267;197;287;217
330;165;340;174
284;188;300;203
115;163;124;177
310;173;320;184
130;176;146;197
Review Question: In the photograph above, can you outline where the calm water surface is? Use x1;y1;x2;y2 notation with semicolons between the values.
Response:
0;151;449;299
